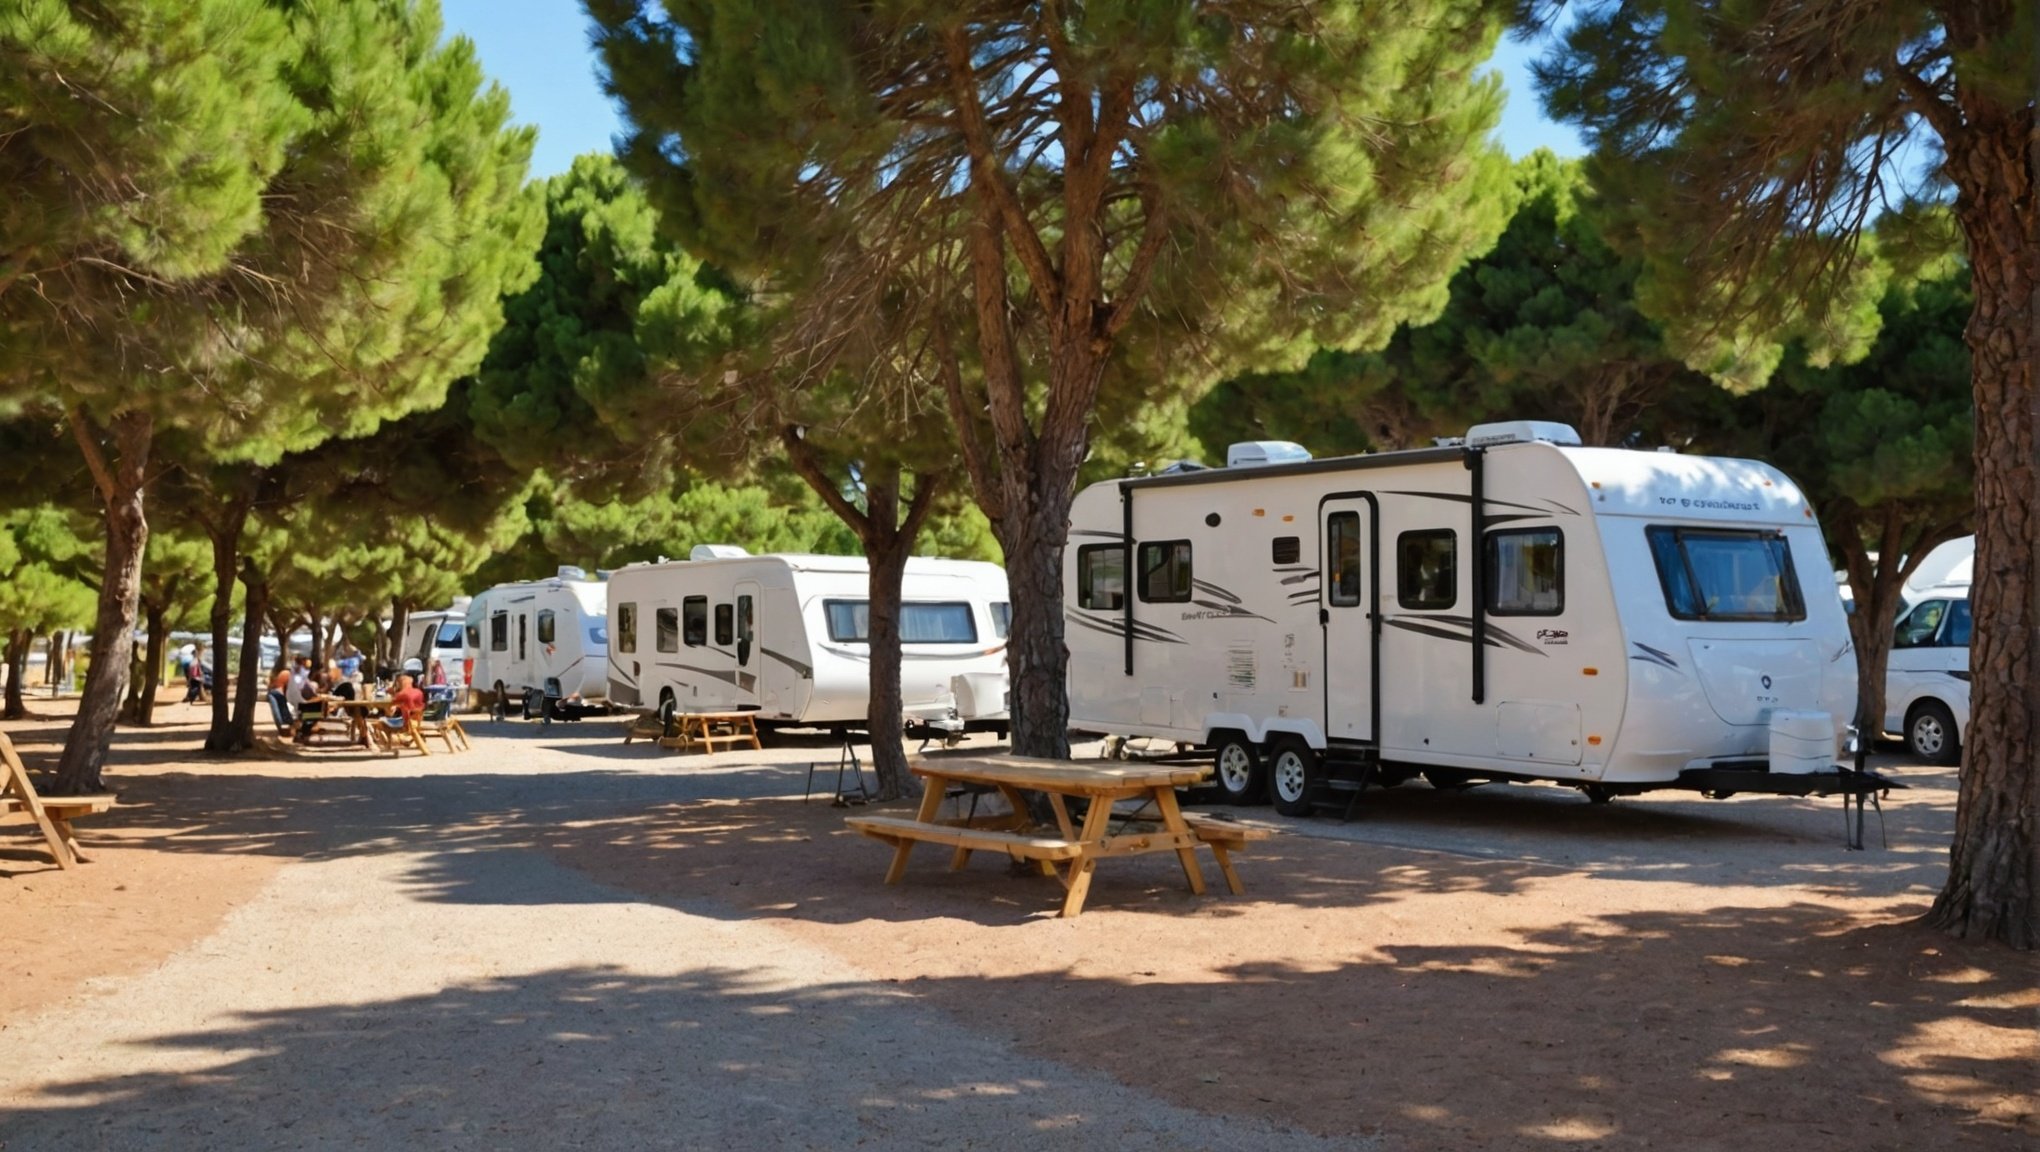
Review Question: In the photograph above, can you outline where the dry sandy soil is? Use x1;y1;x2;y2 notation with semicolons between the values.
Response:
2;690;2034;1151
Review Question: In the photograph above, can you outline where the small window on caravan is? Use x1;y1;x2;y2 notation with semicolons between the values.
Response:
1397;530;1457;610
1327;512;1362;607
1271;536;1301;565
736;595;754;641
1645;527;1804;622
1138;541;1193;603
616;604;637;653
990;601;1011;639
683;596;708;646
655;607;679;653
536;610;556;645
465;624;481;650
490;612;508;652
1486;528;1564;616
714;603;733;646
1077;545;1125;611
517;614;528;661
587;623;608;647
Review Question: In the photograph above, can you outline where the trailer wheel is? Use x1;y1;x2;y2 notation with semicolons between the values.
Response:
490;681;508;723
1905;700;1960;766
1582;783;1615;805
1269;738;1317;817
657;693;677;736
1209;734;1265;806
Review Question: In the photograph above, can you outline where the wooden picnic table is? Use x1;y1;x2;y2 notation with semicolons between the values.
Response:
319;696;396;747
0;732;114;869
625;709;763;754
847;755;1269;917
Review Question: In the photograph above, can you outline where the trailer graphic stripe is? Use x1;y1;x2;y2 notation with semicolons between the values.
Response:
1383;615;1547;655
653;661;744;688
1630;642;1682;672
760;647;812;679
1067;611;1185;645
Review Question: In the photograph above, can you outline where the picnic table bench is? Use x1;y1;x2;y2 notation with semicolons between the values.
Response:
624;709;763;754
846;755;1270;917
1;732;114;869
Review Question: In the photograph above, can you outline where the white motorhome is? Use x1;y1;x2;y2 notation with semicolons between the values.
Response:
1065;422;1864;815
606;546;1011;736
1885;581;1971;765
399;597;473;691
465;570;609;715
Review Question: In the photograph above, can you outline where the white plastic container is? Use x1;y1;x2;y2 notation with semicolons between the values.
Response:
1769;709;1835;775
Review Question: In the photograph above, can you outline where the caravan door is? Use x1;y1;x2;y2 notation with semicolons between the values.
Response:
1320;497;1377;743
734;580;763;705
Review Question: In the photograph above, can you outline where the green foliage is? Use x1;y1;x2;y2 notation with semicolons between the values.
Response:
1191;152;1706;454
0;507;96;636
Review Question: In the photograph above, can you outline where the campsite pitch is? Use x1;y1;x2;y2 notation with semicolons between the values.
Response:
3;696;2033;1151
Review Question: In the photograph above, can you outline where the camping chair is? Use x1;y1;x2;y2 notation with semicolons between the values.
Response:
294;699;354;746
371;708;430;757
417;696;470;753
267;691;294;736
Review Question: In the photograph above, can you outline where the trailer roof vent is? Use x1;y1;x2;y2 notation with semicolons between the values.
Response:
1464;420;1582;448
689;544;750;561
1226;440;1312;468
557;565;588;581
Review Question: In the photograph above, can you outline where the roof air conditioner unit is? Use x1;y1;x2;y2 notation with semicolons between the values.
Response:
690;544;750;561
1463;421;1582;448
1226;441;1312;468
557;565;588;581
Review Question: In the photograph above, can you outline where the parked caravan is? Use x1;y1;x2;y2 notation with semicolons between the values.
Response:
1065;422;1876;817
399;597;472;691
606;547;1011;736
465;570;609;716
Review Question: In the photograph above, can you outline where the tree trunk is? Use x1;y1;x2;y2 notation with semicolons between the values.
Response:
46;630;65;688
139;602;168;727
227;573;270;749
55;410;154;795
995;498;1075;758
203;493;253;753
1925;114;2037;949
308;612;325;669
3;629;29;720
388;598;409;678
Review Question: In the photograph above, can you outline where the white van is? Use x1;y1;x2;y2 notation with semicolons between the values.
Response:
1064;421;1863;814
1885;582;1970;765
399;598;472;691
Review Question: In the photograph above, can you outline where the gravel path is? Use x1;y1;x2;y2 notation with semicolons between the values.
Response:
0;753;1348;1151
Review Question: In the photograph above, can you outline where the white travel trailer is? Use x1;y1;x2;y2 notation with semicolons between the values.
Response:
606;547;1012;736
465;570;609;716
1065;422;1879;819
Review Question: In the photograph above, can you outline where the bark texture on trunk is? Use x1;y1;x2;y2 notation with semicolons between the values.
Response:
388;599;410;678
56;410;154;795
120;602;169;726
1925;98;2037;949
229;572;270;749
4;629;29;720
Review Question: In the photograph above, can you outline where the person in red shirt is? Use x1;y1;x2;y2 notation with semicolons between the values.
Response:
383;673;427;735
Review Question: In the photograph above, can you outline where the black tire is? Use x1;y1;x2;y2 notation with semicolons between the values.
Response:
1423;768;1474;791
1209;733;1265;806
1268;738;1318;817
1906;700;1961;766
657;693;677;735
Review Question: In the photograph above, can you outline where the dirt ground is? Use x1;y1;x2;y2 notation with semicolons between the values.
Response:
3;691;2034;1151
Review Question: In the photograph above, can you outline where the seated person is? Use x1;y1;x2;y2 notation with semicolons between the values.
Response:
267;663;295;724
295;670;336;743
326;663;357;701
384;674;427;733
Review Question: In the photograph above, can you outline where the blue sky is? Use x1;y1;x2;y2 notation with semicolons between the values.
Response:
440;2;1586;181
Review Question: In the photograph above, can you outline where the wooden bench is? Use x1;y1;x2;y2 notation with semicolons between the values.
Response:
1181;813;1275;896
1;733;115;868
847;815;1084;882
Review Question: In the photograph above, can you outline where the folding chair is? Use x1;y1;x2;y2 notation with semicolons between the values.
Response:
371;709;430;757
417;697;470;753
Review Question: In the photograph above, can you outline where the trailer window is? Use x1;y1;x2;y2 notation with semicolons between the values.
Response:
714;603;733;646
435;623;464;649
1486;528;1564;616
517;614;528;661
586;624;608;648
465;624;480;650
823;600;980;643
1271;536;1301;565
655;607;678;653
1138;540;1192;603
1327;512;1362;607
1077;545;1125;611
683;596;707;647
536;610;556;645
737;596;754;642
1646;527;1803;622
1397;530;1457;610
990;601;1011;639
617;603;637;654
490;612;508;652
